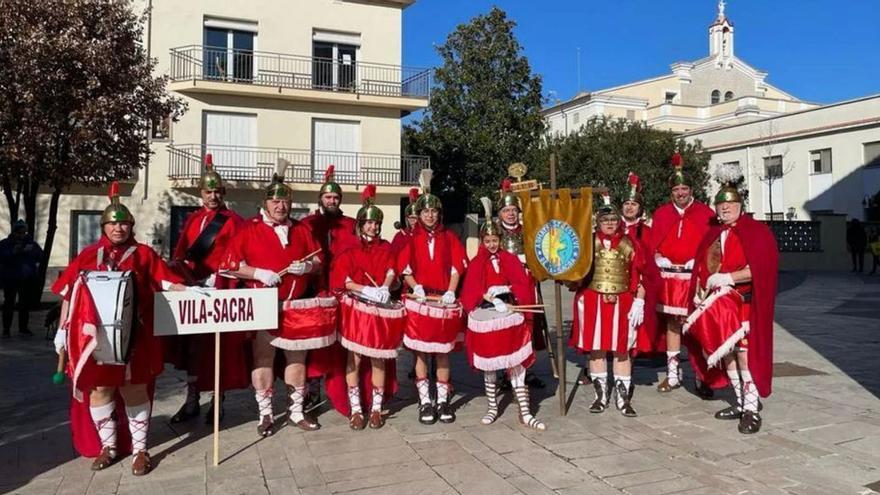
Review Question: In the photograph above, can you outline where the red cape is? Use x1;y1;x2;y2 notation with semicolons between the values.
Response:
460;246;536;312
625;221;663;356
648;201;715;254
685;214;778;397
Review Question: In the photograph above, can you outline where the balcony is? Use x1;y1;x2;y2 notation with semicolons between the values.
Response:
169;45;431;112
167;144;429;189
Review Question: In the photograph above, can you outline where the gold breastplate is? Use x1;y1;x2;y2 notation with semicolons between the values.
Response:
588;237;633;294
501;229;524;256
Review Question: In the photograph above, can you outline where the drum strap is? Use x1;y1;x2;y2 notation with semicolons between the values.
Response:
97;246;137;270
186;213;229;263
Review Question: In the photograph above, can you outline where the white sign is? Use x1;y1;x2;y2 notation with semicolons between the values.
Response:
153;288;279;336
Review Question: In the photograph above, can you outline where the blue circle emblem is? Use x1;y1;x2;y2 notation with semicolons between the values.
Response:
534;220;580;275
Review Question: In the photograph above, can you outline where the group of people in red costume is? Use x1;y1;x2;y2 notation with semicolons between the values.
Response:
52;149;777;477
569;152;778;436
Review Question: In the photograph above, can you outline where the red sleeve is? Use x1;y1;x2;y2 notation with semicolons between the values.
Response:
447;231;468;275
329;250;354;291
628;238;644;293
52;254;84;300
144;246;184;290
172;211;197;261
459;252;486;312
503;252;536;307
224;223;253;268
397;237;414;276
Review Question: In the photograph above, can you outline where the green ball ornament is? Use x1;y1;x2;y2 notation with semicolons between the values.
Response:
52;372;65;385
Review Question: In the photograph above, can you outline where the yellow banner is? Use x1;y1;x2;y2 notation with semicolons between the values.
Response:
517;187;593;282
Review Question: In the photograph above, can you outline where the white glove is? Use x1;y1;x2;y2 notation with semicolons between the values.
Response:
203;273;217;288
706;272;735;290
376;286;391;304
361;286;381;302
288;261;313;276
412;284;427;302
441;290;456;305
492;298;509;313
684;259;695;270
254;268;281;287
487;285;511;298
185;286;212;296
655;256;673;269
53;328;67;354
628;298;645;330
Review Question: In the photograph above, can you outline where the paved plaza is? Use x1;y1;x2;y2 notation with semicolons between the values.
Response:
1;272;879;495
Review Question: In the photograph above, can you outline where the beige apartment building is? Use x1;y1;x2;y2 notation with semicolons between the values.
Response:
3;0;430;267
543;1;817;134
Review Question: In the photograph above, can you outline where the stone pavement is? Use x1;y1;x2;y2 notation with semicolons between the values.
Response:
1;272;879;495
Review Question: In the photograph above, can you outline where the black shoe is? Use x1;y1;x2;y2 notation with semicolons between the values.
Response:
170;401;200;423
614;380;637;418
714;406;742;420
695;379;714;399
204;399;225;424
525;371;546;389
18;328;33;336
738;411;762;434
437;402;456;423
418;403;437;425
589;380;608;413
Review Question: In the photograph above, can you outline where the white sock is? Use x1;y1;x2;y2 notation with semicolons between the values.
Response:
727;370;743;411
255;388;273;418
371;387;384;413
89;402;117;453
288;385;306;423
666;352;680;386
125;402;150;454
509;365;526;388
483;372;499;424
740;370;759;413
615;375;632;409
348;386;362;414
416;378;431;406
436;381;450;404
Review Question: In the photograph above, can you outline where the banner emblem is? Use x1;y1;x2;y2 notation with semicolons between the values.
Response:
535;220;580;275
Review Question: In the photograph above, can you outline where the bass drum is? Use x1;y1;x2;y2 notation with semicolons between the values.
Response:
83;270;136;365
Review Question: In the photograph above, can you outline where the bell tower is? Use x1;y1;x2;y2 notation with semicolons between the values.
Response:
709;0;734;64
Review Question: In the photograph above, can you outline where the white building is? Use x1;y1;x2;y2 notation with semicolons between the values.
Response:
543;1;817;135
3;0;430;267
684;94;880;221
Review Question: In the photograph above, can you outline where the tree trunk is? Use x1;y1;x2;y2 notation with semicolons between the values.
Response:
1;170;21;227
23;176;37;237
767;178;775;221
36;187;62;298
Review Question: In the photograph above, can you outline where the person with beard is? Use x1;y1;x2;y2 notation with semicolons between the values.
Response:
302;165;359;287
398;169;468;424
166;154;249;425
648;152;715;398
52;182;188;475
683;163;778;434
569;192;646;417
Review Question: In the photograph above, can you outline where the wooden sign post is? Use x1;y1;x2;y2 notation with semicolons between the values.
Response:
154;287;279;466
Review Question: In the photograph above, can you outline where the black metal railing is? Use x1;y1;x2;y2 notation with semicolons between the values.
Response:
169;45;432;100
168;144;429;187
763;220;821;252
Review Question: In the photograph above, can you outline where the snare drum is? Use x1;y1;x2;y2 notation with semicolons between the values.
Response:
270;296;338;351
683;287;749;367
657;265;692;316
83;270;135;365
466;307;533;371
403;298;465;354
339;293;406;359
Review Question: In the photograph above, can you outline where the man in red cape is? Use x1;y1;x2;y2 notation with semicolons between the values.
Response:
301;164;359;287
684;166;778;434
52;182;187;476
648;153;715;397
165;154;249;424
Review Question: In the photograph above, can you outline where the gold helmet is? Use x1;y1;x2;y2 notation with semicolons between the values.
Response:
668;151;695;188
713;162;745;204
356;184;383;228
479;197;502;238
595;191;619;222
101;181;135;225
414;168;442;213
319;165;343;197
200;153;223;191
497;178;520;211
266;158;293;201
624;172;643;204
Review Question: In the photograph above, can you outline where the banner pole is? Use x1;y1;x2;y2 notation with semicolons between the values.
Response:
549;153;567;417
213;330;220;467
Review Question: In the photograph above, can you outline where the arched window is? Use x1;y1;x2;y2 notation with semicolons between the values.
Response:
711;90;721;104
724;91;735;101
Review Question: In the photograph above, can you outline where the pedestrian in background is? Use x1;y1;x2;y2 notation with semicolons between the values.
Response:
846;219;867;273
0;219;43;337
869;234;880;275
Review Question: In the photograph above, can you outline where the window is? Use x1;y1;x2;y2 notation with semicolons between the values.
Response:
151;114;171;140
572;112;580;125
626;109;636;121
203;19;257;82
70;211;102;261
724;91;735;102
764;155;783;178
313;30;360;91
765;212;784;221
711;90;721;104
664;92;676;104
865;141;880;168
810;149;832;174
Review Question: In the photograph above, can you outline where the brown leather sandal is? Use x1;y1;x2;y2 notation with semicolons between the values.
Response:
368;410;385;429
90;446;117;471
131;451;152;476
349;412;366;430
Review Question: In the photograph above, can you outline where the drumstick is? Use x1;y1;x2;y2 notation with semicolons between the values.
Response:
52;352;66;385
512;308;545;314
364;272;379;288
277;248;323;277
509;304;546;309
403;293;444;302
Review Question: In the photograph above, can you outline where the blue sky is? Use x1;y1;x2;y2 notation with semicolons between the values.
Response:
402;0;880;111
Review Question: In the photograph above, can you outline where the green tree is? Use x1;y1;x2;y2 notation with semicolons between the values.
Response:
525;116;711;214
404;7;544;220
0;0;186;289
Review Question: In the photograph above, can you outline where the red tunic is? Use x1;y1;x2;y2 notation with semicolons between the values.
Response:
570;232;644;354
302;212;359;287
390;229;414;254
623;219;662;355
649;201;714;315
461;247;536;371
166;205;249;392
